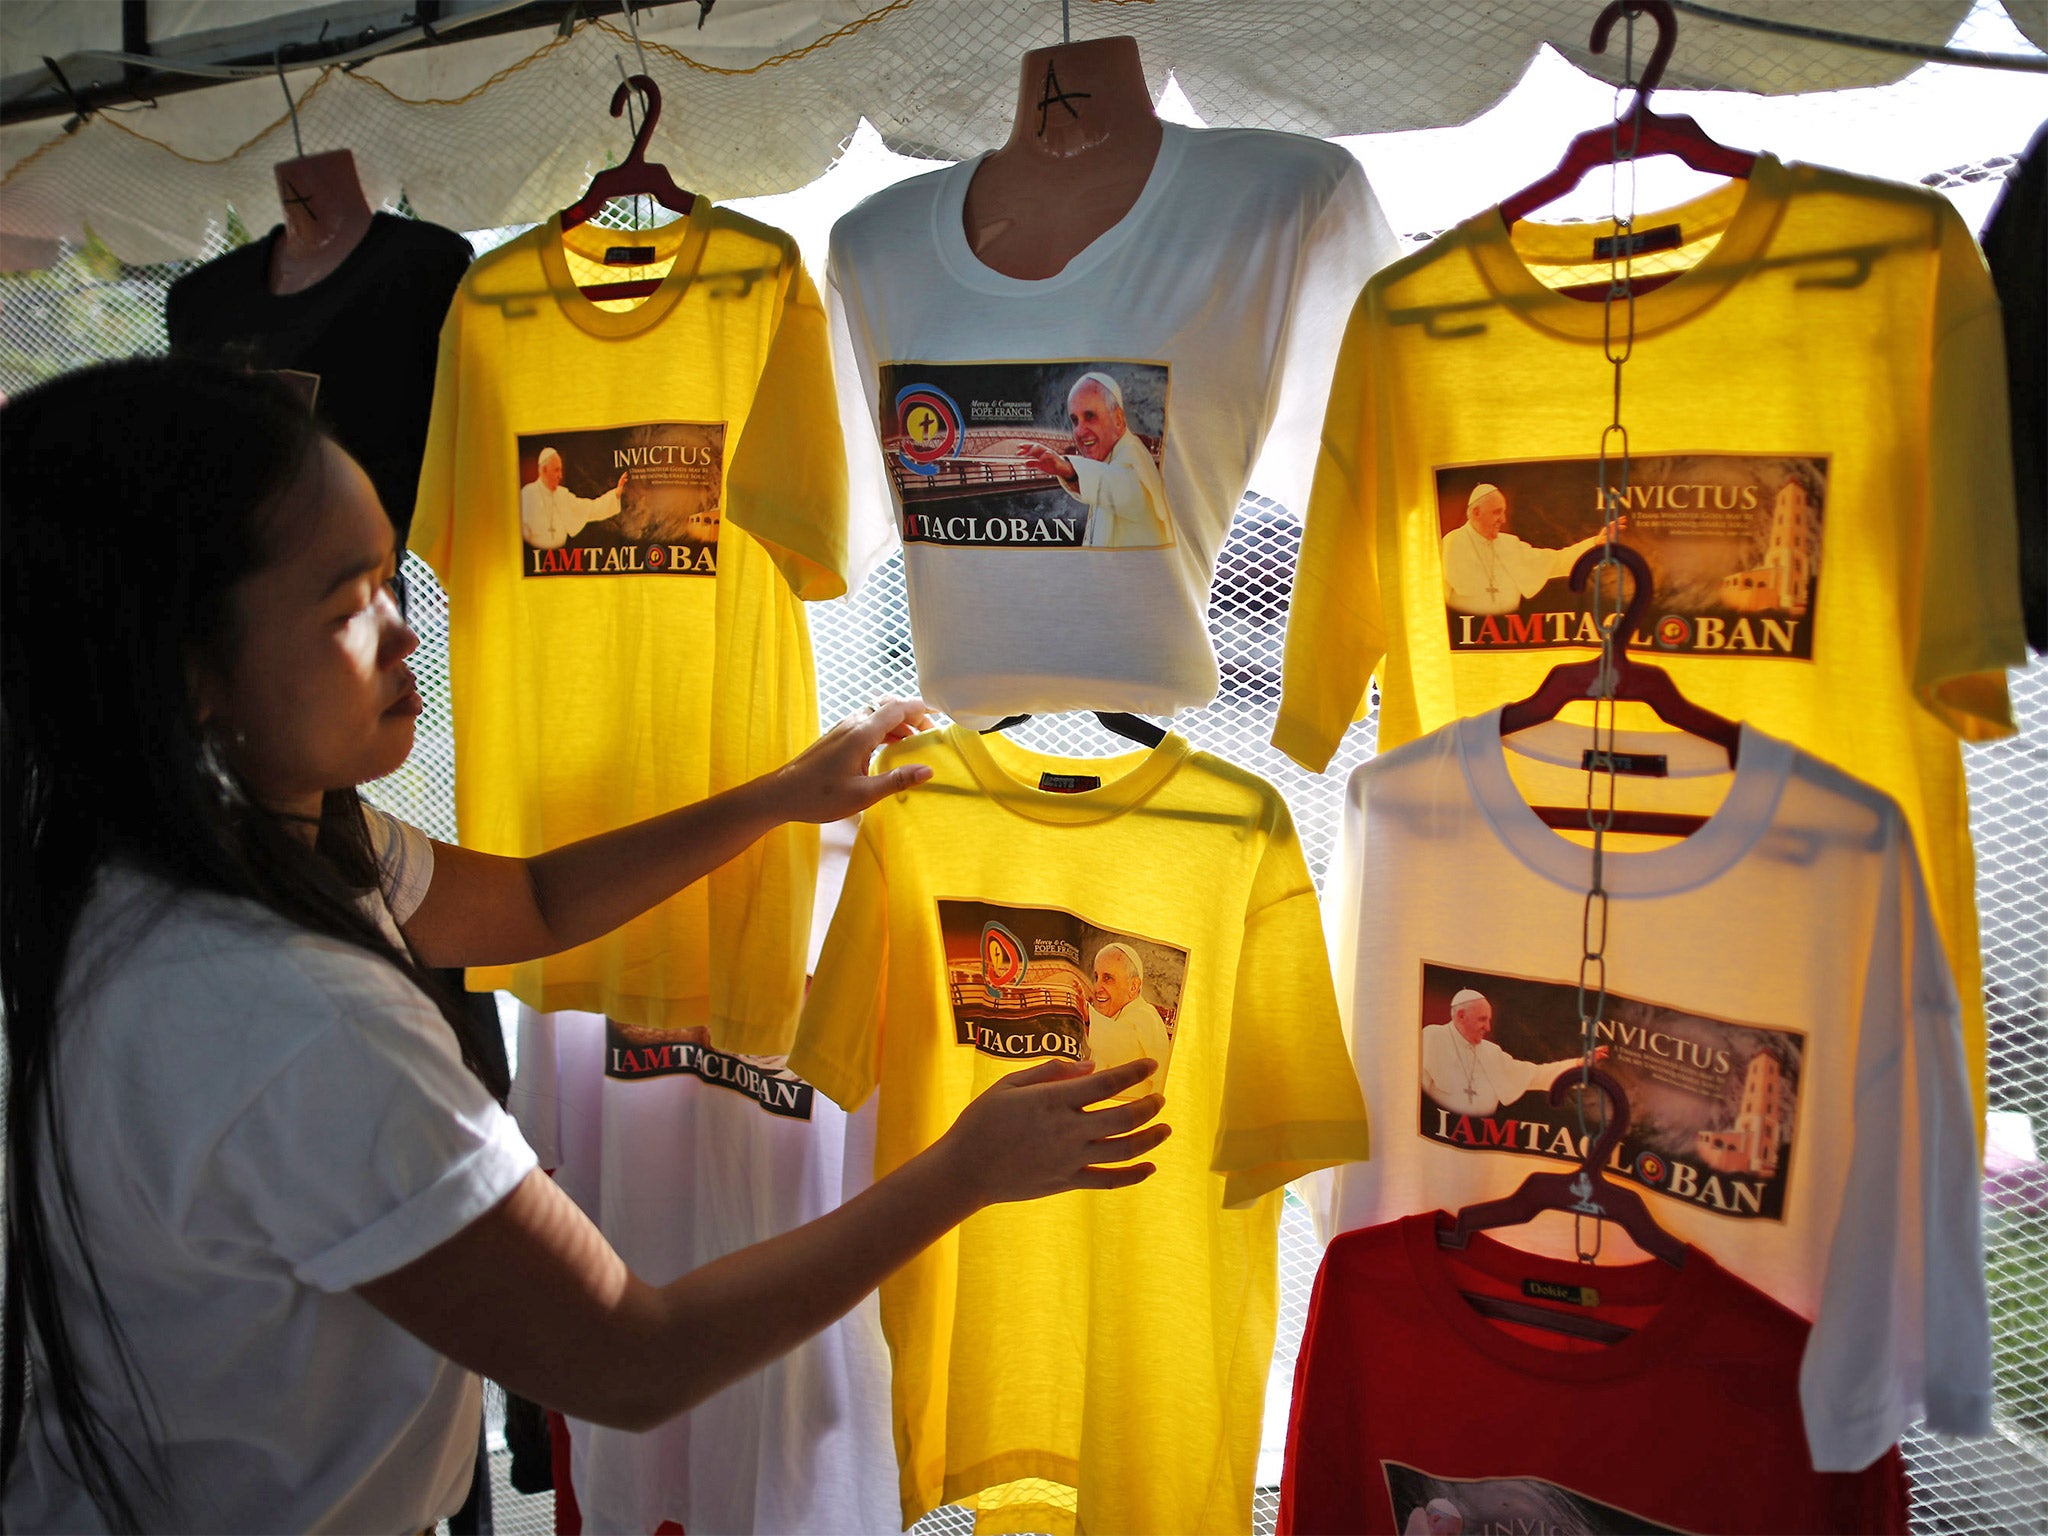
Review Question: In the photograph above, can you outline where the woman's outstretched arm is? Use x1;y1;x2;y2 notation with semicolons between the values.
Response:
359;1057;1167;1431
396;699;932;969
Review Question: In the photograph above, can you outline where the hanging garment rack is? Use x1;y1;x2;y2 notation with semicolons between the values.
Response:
1444;1;1691;1291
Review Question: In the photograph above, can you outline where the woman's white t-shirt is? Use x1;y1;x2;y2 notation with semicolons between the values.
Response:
5;808;537;1534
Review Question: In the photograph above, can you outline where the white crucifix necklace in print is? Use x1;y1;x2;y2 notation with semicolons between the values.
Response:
1473;525;1504;600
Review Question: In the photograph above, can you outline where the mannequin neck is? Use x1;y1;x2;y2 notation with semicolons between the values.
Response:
270;149;375;295
1002;35;1159;160
963;36;1164;280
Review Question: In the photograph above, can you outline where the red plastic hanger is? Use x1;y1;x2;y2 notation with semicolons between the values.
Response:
1440;1065;1688;1269
1498;543;1740;838
557;74;695;303
1500;0;1757;298
1501;1;1756;225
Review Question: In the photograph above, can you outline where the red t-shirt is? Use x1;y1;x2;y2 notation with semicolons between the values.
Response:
1279;1214;1908;1535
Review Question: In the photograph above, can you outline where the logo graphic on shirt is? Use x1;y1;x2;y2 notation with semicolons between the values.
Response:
892;383;965;476
938;898;1187;1097
1382;1460;1689;1536
604;1020;815;1118
879;360;1175;550
1416;962;1804;1222
979;920;1028;994
517;421;725;578
1433;454;1828;659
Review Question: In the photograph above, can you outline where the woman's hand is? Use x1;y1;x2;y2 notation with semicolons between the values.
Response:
769;698;937;824
407;699;937;970
933;1058;1169;1208
365;1055;1169;1434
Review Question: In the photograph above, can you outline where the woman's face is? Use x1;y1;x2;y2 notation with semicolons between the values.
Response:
202;439;420;819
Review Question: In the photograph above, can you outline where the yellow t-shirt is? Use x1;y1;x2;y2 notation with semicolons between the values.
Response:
410;201;848;1051
1276;156;2025;1112
789;726;1369;1536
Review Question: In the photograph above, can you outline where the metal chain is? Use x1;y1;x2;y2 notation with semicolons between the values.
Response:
1572;7;1643;1264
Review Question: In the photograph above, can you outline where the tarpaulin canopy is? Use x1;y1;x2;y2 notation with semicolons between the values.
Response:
0;0;2039;267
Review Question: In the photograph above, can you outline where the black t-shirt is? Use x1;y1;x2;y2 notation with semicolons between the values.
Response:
1981;121;2045;655
166;213;473;542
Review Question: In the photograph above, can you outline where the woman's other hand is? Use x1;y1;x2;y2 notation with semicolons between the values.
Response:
771;698;937;824
935;1058;1169;1207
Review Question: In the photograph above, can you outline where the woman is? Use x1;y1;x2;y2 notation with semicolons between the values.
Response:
0;358;1167;1532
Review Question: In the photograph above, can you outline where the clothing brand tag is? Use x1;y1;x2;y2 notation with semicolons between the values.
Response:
1593;224;1683;260
1039;773;1103;794
1523;1278;1601;1308
1583;749;1669;777
604;244;659;265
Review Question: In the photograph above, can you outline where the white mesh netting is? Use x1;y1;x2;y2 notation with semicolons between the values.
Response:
1;8;2044;1530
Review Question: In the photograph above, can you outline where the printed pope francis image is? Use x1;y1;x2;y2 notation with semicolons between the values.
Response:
514;422;727;579
1017;370;1171;548
938;900;1186;1099
521;445;625;550
1083;940;1175;1092
1420;987;1606;1118
1441;482;1626;615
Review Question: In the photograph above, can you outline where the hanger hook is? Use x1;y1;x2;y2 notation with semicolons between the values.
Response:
1549;1065;1632;1171
609;73;661;167
615;54;641;138
274;48;304;158
1567;541;1653;670
1590;0;1676;103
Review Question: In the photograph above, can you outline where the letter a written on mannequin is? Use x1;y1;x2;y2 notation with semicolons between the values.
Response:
961;34;1164;279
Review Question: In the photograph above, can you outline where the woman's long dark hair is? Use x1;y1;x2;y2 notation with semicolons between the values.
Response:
0;357;486;1529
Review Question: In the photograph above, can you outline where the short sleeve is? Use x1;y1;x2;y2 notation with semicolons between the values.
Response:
1913;199;2026;739
163;267;199;350
363;804;435;925
824;235;903;593
1801;814;1990;1470
1272;284;1392;773
725;259;853;600
788;829;890;1112
1211;796;1370;1208
1247;154;1400;520
193;946;536;1292
407;293;462;581
1276;1237;1371;1534
422;228;475;313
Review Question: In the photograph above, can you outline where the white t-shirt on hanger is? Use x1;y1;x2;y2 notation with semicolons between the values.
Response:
6;809;536;1534
1311;712;1991;1473
828;121;1399;723
510;1006;895;1536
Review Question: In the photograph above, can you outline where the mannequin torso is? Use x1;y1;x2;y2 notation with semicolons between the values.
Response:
269;149;376;295
960;36;1164;281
